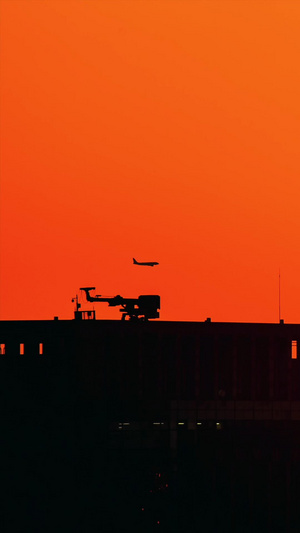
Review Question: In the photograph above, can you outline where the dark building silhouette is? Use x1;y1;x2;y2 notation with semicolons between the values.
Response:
1;312;300;531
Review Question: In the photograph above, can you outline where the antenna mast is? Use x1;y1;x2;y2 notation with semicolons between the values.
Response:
279;269;281;322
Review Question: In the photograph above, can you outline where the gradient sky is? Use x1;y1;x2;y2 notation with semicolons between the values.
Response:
1;0;300;322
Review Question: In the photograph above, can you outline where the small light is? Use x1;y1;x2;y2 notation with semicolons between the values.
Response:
197;422;202;426
157;521;160;525
178;422;185;426
141;508;144;511
165;484;168;488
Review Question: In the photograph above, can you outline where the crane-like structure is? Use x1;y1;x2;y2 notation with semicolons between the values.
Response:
80;287;160;321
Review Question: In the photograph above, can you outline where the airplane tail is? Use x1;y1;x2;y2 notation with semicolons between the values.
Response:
79;287;96;302
133;258;138;264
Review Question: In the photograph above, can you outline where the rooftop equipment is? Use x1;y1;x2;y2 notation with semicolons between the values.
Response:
79;287;160;321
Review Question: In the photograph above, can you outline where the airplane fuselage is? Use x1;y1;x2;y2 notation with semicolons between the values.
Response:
133;258;159;267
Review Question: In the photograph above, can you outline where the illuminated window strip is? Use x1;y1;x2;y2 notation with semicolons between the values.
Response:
292;340;297;359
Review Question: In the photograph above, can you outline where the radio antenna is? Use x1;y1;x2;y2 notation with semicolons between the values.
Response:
279;268;281;322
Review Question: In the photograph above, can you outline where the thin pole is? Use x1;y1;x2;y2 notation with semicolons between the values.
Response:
279;269;281;322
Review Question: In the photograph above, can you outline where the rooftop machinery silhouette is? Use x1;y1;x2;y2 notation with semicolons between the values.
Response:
79;287;160;321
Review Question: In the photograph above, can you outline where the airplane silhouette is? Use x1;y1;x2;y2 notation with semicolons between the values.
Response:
133;257;159;267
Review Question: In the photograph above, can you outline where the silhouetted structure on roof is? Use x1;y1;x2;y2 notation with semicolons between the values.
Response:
79;287;160;321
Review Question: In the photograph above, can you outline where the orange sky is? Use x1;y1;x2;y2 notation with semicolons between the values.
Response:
1;0;300;322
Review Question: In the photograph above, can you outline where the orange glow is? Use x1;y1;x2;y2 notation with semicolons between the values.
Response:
1;1;300;323
292;340;297;359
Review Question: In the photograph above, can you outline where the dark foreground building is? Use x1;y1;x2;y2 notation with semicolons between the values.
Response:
1;314;300;532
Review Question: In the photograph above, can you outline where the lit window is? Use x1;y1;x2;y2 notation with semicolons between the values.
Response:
118;422;130;430
39;343;43;355
20;343;24;355
292;340;297;359
0;343;5;355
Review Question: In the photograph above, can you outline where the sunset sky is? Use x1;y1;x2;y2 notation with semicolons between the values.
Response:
1;0;300;322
